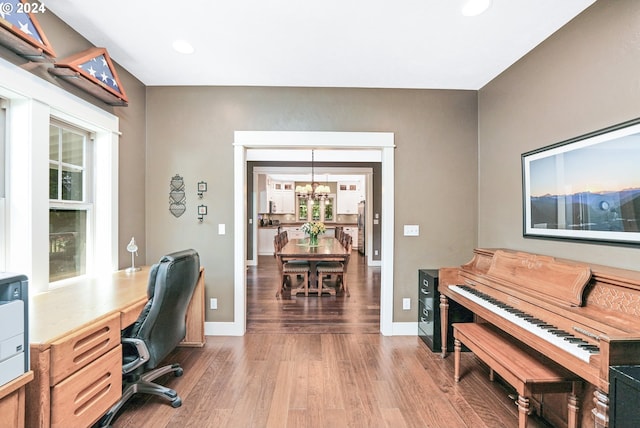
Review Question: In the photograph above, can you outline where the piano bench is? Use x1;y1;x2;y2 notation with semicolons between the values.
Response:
453;323;581;428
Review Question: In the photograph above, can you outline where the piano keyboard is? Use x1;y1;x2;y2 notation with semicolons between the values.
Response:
449;285;599;363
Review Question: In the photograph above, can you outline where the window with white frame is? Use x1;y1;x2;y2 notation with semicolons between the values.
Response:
49;121;93;283
1;57;119;294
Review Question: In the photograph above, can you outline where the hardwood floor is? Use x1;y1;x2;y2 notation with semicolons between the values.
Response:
247;253;380;334
111;252;554;428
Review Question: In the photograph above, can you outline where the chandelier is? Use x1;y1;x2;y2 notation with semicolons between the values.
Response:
295;149;329;200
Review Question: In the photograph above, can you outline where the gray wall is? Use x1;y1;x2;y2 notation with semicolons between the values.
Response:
478;0;640;270
32;10;148;269
12;1;635;327
145;87;478;323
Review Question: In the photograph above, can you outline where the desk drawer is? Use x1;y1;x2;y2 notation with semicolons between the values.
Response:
49;313;120;385
50;344;122;428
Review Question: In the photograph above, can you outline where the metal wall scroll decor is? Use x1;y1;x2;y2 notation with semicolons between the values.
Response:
169;174;186;217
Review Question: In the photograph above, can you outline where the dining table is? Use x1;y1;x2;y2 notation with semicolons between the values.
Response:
276;236;350;296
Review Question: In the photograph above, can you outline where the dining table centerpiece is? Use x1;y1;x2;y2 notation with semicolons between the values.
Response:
301;221;326;246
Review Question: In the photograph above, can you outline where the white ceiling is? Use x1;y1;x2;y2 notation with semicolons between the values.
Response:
46;0;595;90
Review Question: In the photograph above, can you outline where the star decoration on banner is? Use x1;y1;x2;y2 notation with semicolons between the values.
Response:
78;54;121;93
0;0;56;58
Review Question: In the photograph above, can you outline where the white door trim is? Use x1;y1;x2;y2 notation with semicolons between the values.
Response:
221;131;394;336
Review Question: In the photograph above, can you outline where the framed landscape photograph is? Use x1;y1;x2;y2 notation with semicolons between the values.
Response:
522;118;640;245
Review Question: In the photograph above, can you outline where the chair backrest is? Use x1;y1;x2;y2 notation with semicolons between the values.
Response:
342;233;352;249
273;232;283;256
273;234;280;256
128;249;200;368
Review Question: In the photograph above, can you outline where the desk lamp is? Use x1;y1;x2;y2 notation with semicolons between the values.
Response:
126;237;141;273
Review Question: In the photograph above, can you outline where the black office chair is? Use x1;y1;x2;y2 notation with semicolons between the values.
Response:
97;249;200;427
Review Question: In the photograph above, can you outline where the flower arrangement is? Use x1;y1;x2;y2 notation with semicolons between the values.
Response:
301;221;326;237
301;221;325;245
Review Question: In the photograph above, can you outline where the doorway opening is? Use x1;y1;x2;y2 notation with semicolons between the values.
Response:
232;131;395;336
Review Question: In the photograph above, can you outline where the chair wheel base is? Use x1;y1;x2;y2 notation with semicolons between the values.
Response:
173;365;184;377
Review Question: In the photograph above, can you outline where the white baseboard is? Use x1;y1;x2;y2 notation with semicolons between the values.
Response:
391;322;418;336
204;321;244;336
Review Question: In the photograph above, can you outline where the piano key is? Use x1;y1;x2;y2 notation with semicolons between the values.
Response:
449;285;598;363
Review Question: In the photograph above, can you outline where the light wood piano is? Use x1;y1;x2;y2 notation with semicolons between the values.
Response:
438;248;640;428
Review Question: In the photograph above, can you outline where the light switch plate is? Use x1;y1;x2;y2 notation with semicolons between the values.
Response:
218;224;225;235
403;225;419;236
402;298;411;310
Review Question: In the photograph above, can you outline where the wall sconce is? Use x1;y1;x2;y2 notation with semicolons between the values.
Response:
197;181;207;199
197;205;208;222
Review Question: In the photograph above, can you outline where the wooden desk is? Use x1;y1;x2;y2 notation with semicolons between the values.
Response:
26;266;205;428
0;371;33;428
277;237;349;296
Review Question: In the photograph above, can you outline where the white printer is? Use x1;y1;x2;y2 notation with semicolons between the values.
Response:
0;273;28;386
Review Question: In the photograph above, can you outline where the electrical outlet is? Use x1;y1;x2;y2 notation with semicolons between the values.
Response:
402;298;411;310
210;298;218;310
374;250;379;256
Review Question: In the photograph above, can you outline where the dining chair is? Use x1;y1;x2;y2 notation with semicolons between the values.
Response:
316;234;352;296
281;259;310;297
274;232;310;297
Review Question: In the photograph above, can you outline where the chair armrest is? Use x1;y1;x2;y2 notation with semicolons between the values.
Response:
122;337;151;374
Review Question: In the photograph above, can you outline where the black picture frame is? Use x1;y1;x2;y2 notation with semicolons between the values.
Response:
522;118;640;245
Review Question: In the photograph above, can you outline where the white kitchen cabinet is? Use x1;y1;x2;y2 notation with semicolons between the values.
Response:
258;228;278;255
343;227;358;250
337;181;364;214
280;188;295;213
258;174;268;213
269;181;295;214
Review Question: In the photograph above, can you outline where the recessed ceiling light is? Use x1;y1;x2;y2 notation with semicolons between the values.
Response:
172;39;195;54
461;0;492;17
